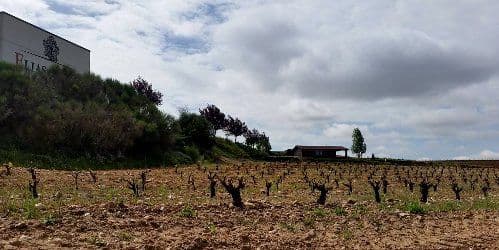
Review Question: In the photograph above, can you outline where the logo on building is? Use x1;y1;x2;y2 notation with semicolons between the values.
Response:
43;36;59;63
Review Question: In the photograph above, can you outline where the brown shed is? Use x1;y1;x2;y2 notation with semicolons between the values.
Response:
292;145;348;159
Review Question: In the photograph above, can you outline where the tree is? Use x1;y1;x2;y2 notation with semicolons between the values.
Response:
244;129;272;153
244;128;260;148
351;128;366;158
224;115;248;143
256;132;271;153
178;111;215;153
199;104;226;131
0;62;179;165
131;77;163;106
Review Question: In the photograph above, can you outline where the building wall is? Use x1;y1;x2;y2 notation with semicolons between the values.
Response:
0;12;90;73
301;149;338;158
293;148;344;158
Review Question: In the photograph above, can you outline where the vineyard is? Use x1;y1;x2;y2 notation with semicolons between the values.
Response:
1;160;498;249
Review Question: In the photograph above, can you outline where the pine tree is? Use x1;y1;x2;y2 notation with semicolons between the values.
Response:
351;128;366;158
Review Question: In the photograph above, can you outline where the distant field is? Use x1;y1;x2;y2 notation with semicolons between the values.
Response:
0;161;498;249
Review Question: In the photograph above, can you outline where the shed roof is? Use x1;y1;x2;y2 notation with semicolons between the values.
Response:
293;145;349;151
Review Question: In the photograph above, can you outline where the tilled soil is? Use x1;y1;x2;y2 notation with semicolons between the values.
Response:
1;202;498;249
1;162;498;249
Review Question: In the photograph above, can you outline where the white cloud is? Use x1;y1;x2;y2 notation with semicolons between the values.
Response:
453;156;471;160
453;150;499;160
478;150;499;160
417;157;432;161
1;0;499;159
323;123;367;140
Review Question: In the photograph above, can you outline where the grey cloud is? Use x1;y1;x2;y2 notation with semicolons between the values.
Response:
211;2;499;100
5;0;499;159
46;0;121;17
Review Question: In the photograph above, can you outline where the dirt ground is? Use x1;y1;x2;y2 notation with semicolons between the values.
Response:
0;161;498;249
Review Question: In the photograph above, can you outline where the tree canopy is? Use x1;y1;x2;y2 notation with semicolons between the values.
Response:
199;104;226;131
0;63;174;163
351;128;367;158
224;115;248;143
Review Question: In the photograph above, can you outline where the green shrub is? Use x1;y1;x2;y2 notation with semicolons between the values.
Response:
279;222;297;232
23;198;40;219
434;201;461;212
334;206;347;216
303;216;315;228
313;207;328;217
179;206;197;218
207;222;217;234
183;146;200;162
42;213;60;225
164;151;192;165
406;201;426;214
212;137;249;159
470;198;499;210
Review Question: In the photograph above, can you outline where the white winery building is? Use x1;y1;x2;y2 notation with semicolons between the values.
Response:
0;11;90;73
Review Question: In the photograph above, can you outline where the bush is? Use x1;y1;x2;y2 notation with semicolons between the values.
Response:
405;201;427;214
163;151;192;165
313;207;328;217
334;206;347;216
435;201;461;212
179;206;197;218
183;146;200;162
211;137;249;159
0;63;178;165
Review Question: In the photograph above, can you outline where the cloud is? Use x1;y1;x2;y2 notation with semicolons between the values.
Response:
417;157;432;161
1;0;499;160
453;156;471;160
46;0;121;16
209;1;499;100
453;150;499;160
478;150;499;160
323;123;367;140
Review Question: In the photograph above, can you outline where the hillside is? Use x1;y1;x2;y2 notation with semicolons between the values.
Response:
0;62;269;169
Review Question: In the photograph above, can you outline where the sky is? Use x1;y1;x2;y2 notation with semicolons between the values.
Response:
1;0;499;160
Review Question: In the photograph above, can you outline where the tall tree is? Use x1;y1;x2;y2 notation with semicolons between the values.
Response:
224;116;248;143
131;77;163;106
178;111;215;152
244;129;271;153
199;104;226;131
255;132;271;153
244;128;260;148
351;128;366;158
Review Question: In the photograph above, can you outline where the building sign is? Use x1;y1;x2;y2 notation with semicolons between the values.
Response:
43;35;59;63
0;11;90;73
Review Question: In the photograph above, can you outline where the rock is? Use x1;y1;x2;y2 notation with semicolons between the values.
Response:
244;202;255;208
12;222;27;230
19;235;29;240
51;238;64;246
242;244;252;250
303;230;316;240
185;238;208;250
398;212;410;217
241;234;250;243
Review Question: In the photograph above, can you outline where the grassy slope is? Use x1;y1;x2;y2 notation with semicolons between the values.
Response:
0;137;268;170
